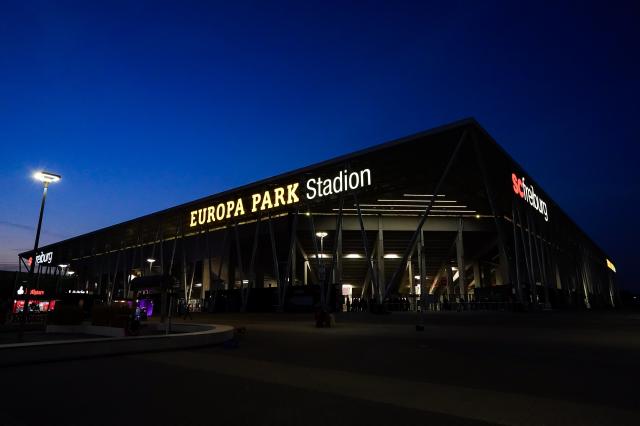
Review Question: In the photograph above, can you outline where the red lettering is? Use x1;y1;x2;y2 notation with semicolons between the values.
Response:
511;173;519;194
518;179;524;198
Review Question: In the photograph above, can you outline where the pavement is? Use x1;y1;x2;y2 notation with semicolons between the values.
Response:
2;310;639;425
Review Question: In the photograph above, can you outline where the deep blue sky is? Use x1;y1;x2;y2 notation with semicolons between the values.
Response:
1;1;638;290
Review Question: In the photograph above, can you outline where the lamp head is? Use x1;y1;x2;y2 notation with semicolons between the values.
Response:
33;171;61;184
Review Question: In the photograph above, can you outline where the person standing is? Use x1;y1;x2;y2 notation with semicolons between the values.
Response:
183;303;193;320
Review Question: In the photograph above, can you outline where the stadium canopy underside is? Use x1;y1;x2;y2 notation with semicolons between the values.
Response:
20;119;618;312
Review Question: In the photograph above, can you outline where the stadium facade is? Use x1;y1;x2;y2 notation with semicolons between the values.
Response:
18;119;618;313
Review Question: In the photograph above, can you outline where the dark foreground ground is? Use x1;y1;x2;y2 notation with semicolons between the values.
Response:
2;310;640;426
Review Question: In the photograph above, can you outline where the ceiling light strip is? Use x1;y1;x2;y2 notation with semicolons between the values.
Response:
377;199;458;203
336;208;477;213
359;204;467;208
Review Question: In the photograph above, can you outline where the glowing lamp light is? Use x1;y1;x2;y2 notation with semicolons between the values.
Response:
344;253;363;259
58;264;69;269
383;253;401;259
341;284;352;296
315;232;328;238
146;258;156;264
67;270;75;276
33;171;61;184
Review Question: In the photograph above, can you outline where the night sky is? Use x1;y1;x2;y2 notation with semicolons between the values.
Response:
1;1;638;290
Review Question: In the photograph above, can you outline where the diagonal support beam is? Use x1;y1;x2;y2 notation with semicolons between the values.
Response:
383;129;467;300
268;213;283;306
355;194;379;302
243;216;261;312
280;210;299;309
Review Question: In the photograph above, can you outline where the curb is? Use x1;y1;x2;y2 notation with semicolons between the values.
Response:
0;323;234;366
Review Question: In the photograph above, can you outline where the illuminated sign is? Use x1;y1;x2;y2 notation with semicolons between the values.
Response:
512;173;548;221
306;169;371;199
190;183;299;227
15;286;45;296
35;251;53;264
606;259;616;273
189;169;372;228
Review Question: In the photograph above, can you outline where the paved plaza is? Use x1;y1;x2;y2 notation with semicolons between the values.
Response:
3;311;639;425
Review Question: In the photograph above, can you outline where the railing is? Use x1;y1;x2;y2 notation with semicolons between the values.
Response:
10;312;48;325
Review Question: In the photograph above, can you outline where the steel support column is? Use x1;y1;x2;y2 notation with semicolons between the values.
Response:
268;213;282;306
419;230;427;312
456;217;466;300
511;201;523;303
281;211;299;309
243;217;261;312
376;215;385;304
355;194;378;304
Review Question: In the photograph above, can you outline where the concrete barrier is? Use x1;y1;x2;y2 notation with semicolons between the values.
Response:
0;323;234;366
46;324;127;337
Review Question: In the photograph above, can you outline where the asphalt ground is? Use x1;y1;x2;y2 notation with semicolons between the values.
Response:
2;310;639;426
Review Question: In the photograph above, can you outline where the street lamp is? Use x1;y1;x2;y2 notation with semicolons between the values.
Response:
147;258;156;271
315;231;328;254
33;171;61;184
55;264;68;294
314;231;329;308
20;170;61;338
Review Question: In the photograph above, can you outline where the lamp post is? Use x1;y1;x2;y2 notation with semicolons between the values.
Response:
19;171;61;339
315;232;328;308
315;232;328;256
55;264;68;295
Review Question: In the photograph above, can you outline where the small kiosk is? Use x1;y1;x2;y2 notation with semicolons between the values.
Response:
129;275;179;320
12;285;57;314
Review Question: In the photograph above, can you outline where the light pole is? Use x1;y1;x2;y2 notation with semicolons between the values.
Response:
19;171;61;339
315;232;328;308
55;263;68;295
315;232;328;256
147;257;156;272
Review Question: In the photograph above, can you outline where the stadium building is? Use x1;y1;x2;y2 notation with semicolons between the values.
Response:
18;119;618;314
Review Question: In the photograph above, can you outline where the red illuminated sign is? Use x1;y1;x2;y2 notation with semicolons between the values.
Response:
29;289;45;296
511;173;549;221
